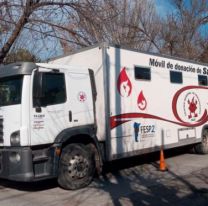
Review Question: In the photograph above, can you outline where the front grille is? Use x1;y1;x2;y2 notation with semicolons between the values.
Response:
0;119;3;143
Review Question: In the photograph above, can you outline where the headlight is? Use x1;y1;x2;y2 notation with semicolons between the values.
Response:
10;130;20;146
9;152;21;163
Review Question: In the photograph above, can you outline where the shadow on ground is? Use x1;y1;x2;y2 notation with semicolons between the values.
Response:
92;146;208;206
0;146;208;206
0;178;58;192
0;146;187;191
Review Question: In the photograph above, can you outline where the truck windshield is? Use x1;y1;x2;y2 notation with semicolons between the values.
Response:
0;76;23;106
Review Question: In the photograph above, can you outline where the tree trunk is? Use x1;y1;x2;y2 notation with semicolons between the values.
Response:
0;14;28;63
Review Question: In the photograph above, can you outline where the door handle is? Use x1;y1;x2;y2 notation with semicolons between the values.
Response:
35;107;42;113
69;111;72;122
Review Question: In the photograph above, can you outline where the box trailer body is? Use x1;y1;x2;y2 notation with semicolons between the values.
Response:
0;43;208;189
50;44;208;159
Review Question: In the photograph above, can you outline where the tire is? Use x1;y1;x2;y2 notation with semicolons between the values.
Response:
58;143;95;190
195;129;208;154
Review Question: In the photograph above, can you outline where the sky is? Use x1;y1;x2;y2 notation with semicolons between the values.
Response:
35;0;176;61
155;0;208;37
155;0;174;17
28;0;207;61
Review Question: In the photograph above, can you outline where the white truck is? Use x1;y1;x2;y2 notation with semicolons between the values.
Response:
0;43;208;189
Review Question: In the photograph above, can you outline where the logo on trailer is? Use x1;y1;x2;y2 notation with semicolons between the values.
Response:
117;67;132;97
183;92;201;121
188;97;198;119
137;91;147;110
133;122;155;142
111;86;208;130
78;91;87;102
134;122;140;142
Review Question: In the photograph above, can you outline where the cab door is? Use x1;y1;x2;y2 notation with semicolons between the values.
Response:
30;69;69;145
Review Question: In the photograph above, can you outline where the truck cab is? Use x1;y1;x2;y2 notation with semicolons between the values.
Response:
0;62;99;189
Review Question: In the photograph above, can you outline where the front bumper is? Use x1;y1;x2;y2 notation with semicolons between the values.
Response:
0;145;60;182
0;147;34;181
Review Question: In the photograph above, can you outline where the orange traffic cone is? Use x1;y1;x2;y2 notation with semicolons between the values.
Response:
159;148;168;171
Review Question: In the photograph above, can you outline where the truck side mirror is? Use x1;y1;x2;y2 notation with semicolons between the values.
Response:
33;70;44;109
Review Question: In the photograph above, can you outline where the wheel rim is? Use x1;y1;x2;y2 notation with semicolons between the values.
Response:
67;154;89;179
202;130;208;146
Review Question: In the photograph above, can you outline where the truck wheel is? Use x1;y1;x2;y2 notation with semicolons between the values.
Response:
58;143;95;190
195;129;208;154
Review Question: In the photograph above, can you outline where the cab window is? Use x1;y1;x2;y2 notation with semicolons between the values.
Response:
41;73;66;106
33;72;66;107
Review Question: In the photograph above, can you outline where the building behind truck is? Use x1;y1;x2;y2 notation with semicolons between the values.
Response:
0;43;208;190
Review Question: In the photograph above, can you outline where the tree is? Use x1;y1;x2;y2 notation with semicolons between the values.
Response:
0;0;98;63
159;0;208;62
1;0;207;64
56;0;161;53
4;48;38;64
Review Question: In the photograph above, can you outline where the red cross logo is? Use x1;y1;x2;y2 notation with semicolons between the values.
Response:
78;92;87;102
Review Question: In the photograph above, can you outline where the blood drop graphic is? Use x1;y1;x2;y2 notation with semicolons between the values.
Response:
117;67;132;97
137;91;147;110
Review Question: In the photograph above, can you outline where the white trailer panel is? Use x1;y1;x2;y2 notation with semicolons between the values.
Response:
50;44;208;160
